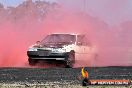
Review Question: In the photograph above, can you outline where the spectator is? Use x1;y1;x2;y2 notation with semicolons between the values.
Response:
81;67;91;86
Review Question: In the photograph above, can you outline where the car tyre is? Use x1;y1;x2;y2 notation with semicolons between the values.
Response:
65;51;75;68
28;58;36;66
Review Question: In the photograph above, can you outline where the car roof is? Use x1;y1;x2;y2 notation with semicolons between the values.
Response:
50;33;84;36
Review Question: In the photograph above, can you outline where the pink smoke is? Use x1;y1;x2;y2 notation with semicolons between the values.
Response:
0;1;132;67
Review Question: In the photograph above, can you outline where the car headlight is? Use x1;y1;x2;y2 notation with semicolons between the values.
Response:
28;48;38;51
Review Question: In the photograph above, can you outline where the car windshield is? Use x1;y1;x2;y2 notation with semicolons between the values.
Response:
41;34;76;45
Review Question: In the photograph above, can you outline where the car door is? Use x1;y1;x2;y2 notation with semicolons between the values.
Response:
81;36;92;54
75;35;95;66
75;35;84;54
76;35;91;53
74;35;85;61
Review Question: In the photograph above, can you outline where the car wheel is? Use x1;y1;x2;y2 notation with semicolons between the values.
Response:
28;58;36;66
65;51;75;68
65;60;72;68
72;51;75;63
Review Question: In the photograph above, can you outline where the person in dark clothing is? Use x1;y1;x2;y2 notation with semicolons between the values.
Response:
81;67;91;86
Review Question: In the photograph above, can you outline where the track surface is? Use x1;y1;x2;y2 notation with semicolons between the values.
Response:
0;66;132;84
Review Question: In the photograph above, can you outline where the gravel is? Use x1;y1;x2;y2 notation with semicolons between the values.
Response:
0;66;132;88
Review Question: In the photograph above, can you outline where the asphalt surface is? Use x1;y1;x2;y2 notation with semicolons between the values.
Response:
0;66;132;85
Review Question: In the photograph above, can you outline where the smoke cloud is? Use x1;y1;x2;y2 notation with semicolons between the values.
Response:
0;0;132;67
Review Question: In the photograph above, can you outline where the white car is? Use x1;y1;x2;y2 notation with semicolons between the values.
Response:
27;33;97;67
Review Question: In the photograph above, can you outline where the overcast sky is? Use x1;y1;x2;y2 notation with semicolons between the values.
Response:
0;0;132;26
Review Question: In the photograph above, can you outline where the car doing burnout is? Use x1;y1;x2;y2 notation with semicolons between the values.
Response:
27;33;97;68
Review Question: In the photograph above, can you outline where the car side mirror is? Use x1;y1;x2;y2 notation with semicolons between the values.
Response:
36;41;40;44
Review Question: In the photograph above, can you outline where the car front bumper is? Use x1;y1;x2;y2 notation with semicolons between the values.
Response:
27;51;69;60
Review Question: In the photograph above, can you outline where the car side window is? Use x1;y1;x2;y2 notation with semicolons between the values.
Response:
77;35;84;46
77;35;91;46
77;36;81;46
